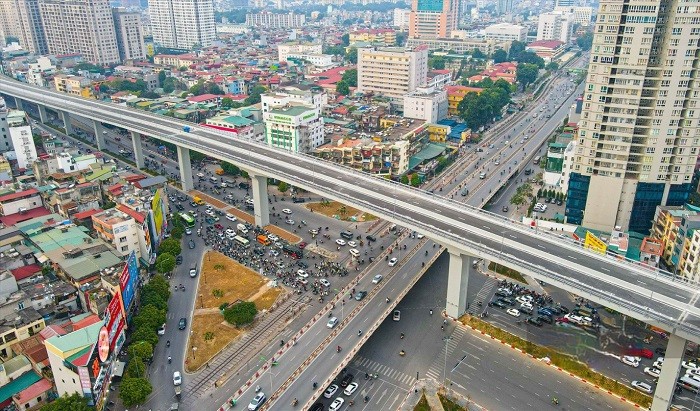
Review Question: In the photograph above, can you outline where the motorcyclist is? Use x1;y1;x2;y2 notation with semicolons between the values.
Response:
166;340;170;347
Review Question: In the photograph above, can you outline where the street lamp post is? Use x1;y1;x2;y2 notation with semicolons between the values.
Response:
192;346;197;360
442;336;451;385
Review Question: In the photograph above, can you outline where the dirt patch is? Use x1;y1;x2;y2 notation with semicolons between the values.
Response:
306;201;377;222
264;225;301;243
225;207;254;224
185;251;284;371
188;190;228;210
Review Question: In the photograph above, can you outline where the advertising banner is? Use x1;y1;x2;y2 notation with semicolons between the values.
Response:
104;293;125;352
119;252;139;309
151;189;164;239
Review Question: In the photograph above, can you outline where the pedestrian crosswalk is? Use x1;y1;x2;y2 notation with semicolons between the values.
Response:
352;356;416;386
425;326;467;381
467;277;498;316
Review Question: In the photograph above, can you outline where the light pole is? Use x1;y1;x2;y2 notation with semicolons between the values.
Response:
192;346;197;360
494;230;506;274
442;336;451;385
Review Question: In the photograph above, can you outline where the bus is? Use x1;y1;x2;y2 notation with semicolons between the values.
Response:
679;376;700;394
178;212;195;228
282;243;303;259
234;235;250;248
533;156;541;165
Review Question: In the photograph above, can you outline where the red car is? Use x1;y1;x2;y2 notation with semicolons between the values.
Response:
298;242;307;249
214;223;224;230
626;348;653;359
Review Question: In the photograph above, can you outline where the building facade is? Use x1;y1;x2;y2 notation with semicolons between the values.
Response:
6;111;37;170
92;208;148;260
536;11;574;44
553;6;593;26
245;12;305;28
38;0;120;65
263;105;324;153
403;86;447;123
148;0;215;50
0;0;47;54
483;23;526;42
112;7;145;61
409;0;458;39
357;46;429;102
567;0;700;233
277;43;322;62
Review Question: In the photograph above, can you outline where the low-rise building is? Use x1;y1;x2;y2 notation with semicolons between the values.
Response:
406;37;505;55
45;182;102;219
445;85;483;116
526;40;566;62
264;105;324;153
53;74;93;98
483;23;527;42
6;110;37;170
349;28;397;46
0;189;42;216
403;87;448;123
0;306;45;359
277;43;323;62
44;321;102;397
245;12;306;28
467;62;517;84
92;208;148;260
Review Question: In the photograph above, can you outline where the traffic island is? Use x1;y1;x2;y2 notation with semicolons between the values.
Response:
457;315;652;408
185;251;283;372
306;200;377;222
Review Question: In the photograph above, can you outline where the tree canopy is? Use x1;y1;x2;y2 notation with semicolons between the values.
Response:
341;69;358;87
119;377;153;407
223;301;257;327
347;47;358;64
492;49;508;63
576;32;594;50
245;85;267;105
429;56;446;70
516;63;539;88
155;252;176;275
43;393;92;411
158;238;181;257
457;82;512;130
189;80;224;96
336;81;350;96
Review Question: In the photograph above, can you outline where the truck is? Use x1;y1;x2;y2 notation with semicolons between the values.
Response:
257;234;270;246
193;196;205;206
215;168;225;175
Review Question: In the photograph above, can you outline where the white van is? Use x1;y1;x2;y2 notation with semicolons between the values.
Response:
349;248;360;258
237;223;249;235
209;176;218;183
479;172;486;179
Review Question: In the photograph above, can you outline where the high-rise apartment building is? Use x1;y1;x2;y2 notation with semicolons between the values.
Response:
408;0;458;39
0;0;47;54
245;11;305;28
566;0;700;233
357;46;428;102
112;7;146;61
496;0;512;15
148;0;215;50
39;0;120;65
536;11;574;43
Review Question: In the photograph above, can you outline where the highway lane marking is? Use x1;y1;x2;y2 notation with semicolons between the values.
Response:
568;255;578;260
537;244;546;249
601;267;610;272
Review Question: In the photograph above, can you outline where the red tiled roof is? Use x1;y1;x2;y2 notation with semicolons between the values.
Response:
73;208;102;220
39;325;67;340
188;94;220;103
0;207;50;227
528;40;564;49
14;379;52;404
117;204;145;223
0;188;38;203
72;314;102;331
10;265;42;282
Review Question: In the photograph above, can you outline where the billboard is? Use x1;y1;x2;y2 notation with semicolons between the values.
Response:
104;292;125;352
119;251;139;309
151;189;165;240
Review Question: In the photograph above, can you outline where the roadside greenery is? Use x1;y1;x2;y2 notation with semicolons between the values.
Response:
223;301;258;327
457;78;513;130
43;393;92;411
413;392;431;411
488;262;527;283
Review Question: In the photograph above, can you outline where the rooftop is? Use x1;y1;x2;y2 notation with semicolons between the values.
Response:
0;372;40;404
269;105;315;117
44;321;102;354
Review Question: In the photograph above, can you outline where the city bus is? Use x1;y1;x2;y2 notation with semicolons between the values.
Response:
282;243;303;259
234;235;250;248
178;212;195;228
679;376;700;394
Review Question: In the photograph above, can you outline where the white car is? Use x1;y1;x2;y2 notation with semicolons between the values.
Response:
372;274;383;284
285;219;295;225
644;367;661;378
320;279;331;287
393;310;401;321
226;213;237;221
324;384;339;398
348;240;357;247
416;233;425;239
282;208;292;214
335;239;346;246
329;397;345;411
173;371;182;386
631;380;653;394
520;301;533;310
515;296;531;304
327;317;339;328
157;323;166;335
687;368;700;377
268;234;279;242
343;382;359;396
269;249;279;257
682;361;698;370
388;257;398;267
506;308;521;317
621;355;640;368
248;392;266;411
297;269;308;278
185;228;192;235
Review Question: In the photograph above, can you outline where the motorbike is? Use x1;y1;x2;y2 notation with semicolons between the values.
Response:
292;398;298;406
399;350;405;356
337;346;342;353
255;385;261;393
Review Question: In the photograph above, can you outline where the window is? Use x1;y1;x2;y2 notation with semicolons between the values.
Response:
119;236;127;243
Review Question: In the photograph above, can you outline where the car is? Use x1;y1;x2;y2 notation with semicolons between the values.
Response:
158;323;166;335
323;384;339;398
682;360;698;370
537;307;553;317
502;206;509;212
178;318;187;330
176;255;183;265
644;367;661;378
655;347;666;356
309;403;324;411
268;234;279;242
320;279;331;287
627;348;653;359
506;308;521;317
286;219;296;225
489;300;507;309
282;208;292;214
525;317;543;326
631;381;653;394
335;239;346;246
366;234;377;242
185;228;192;235
309;229;319;235
339;373;354;388
173;371;182;386
188;239;196;249
269;249;279;257
620;355;640;368
388;257;398;267
248;392;266;411
292;197;306;203
499;297;516;306
687;368;700;377
393;310;401;321
299;242;308;249
495;289;512;298
175;204;184;211
416;233;425;239
537;315;553;324
348;240;357;247
226;213;237;221
372;274;383;284
296;261;308;269
329;397;344;411
354;291;367;301
327;317;339;328
344;381;359;395
226;228;236;235
297;269;308;278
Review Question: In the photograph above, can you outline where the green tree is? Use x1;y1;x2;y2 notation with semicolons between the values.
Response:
220;161;241;175
324;45;346;55
158;238;181;257
141;91;160;99
410;174;421;187
576;31;594;51
223;301;258;327
140;291;168;311
347;47;358;64
516;63;539;88
510;192;525;207
395;32;407;46
546;61;559;71
508;41;526;60
170;226;184;239
162;77;182;94
158;70;167;84
278;181;289;192
43;393;92;411
517;51;545;68
155;252;176;275
471;48;486;59
429;56;446;70
400;174;409;185
133;305;166;331
130;326;159;346
341;33;350;46
341;69;358;87
127;341;153;361
125;357;146;378
492;49;508;63
336;80;350;96
221;97;234;108
245;85;267;105
119;378;153;407
144;275;170;300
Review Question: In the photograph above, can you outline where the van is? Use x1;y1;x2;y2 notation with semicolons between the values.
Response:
257;234;270;246
209;176;218;183
349;248;360;258
189;264;197;277
237;223;249;235
479;172;486;179
340;231;353;240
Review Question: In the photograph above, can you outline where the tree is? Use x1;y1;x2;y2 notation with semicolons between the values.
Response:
576;31;593;51
245;85;267;105
158;70;167;84
410;174;421;187
119;378;153;407
546;61;560;71
510;192;526;207
492;49;508;63
141;91;160;99
324;45;346;55
43;393;92;411
396;32;407;46
517;63;539;88
130;326;159;346
220;161;240;175
400;174;409;185
347;47;358;64
133;305;166;331
508;41;526;60
336;80;350;96
140;291;168;311
158;238;181;257
155;252;176;275
517;51;545;68
125;357;146;378
429;56;446;70
144;275;170;300
127;341;153;361
341;33;350;46
341;69;358;87
223;301;258;327
278;181;289;192
162;77;182;94
221;97;234;109
471;48;486;59
170;226;184;239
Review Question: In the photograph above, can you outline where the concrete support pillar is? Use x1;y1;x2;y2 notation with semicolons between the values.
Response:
651;333;687;411
176;145;193;192
130;131;145;169
60;111;73;136
250;174;270;228
14;97;23;111
93;120;106;150
445;249;475;318
37;105;48;123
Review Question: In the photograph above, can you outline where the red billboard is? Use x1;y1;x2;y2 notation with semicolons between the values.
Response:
104;293;125;352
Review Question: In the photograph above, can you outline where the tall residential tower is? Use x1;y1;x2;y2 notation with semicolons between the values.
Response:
408;0;459;39
148;0;215;50
567;0;700;233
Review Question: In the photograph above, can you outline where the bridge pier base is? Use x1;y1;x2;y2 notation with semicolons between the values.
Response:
13;97;23;111
92;120;106;150
251;174;269;228
37;105;48;123
176;145;193;191
60;111;73;136
445;249;475;318
651;333;687;410
131;131;144;169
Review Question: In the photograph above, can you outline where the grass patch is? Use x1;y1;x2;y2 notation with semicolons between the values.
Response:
488;262;527;283
458;315;652;408
438;394;465;411
413;393;431;411
306;200;377;222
